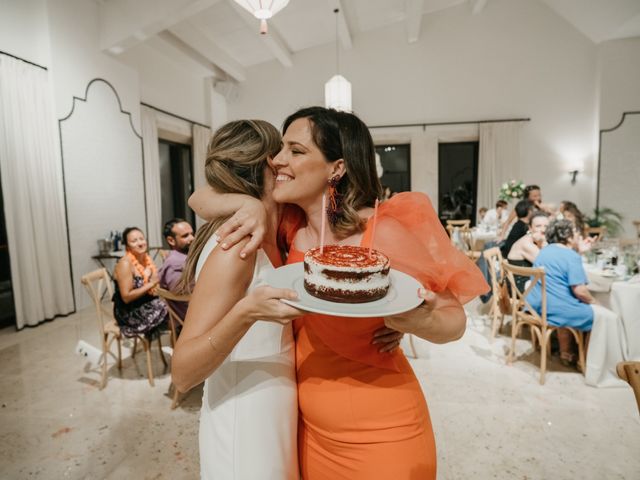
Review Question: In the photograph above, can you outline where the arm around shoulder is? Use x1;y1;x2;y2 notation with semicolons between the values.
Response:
189;186;259;222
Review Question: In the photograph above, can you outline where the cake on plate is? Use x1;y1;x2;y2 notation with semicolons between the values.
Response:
303;245;391;303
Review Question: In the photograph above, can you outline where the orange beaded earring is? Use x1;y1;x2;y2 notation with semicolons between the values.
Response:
326;176;342;226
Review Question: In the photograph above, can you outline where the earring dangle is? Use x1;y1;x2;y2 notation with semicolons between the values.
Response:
326;176;342;226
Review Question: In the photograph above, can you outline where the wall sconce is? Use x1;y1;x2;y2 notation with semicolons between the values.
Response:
569;169;579;185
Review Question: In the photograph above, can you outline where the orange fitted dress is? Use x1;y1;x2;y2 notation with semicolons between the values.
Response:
283;193;488;480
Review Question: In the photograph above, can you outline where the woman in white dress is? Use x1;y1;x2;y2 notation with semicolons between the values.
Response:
171;120;303;479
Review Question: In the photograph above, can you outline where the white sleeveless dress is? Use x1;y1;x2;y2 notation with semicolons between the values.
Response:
195;236;298;479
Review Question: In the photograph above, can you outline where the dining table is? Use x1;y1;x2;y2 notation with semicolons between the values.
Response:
470;227;499;251
91;250;125;281
585;263;640;362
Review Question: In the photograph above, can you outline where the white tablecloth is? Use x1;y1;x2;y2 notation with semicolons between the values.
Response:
586;266;640;360
604;281;640;360
470;228;498;250
584;264;640;387
584;266;640;387
585;265;618;293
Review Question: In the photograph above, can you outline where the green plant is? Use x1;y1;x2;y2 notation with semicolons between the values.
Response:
586;207;624;237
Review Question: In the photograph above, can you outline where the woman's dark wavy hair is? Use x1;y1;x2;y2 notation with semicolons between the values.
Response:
282;107;382;239
560;201;586;234
524;184;540;200
545;219;575;245
122;227;144;248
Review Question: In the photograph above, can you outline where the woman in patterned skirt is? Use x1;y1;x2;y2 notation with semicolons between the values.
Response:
112;227;167;338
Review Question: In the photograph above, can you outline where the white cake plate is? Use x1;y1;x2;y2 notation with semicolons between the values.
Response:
265;263;424;318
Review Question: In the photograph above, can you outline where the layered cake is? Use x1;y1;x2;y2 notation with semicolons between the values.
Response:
303;245;391;303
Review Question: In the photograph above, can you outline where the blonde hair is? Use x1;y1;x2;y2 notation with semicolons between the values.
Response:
178;120;281;293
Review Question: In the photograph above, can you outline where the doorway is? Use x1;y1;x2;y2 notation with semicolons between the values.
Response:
158;140;195;246
0;170;16;329
438;142;479;226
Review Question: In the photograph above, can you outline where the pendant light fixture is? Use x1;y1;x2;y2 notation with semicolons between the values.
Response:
324;8;352;112
233;0;290;35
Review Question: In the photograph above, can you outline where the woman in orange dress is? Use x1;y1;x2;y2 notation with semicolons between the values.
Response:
191;107;488;479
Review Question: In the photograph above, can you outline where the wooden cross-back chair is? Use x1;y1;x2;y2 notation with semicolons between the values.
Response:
446;220;480;260
483;247;504;338
156;287;191;409
149;246;169;262
81;268;167;388
446;219;471;237
501;261;586;385
81;268;121;389
617;361;640;414
585;226;606;242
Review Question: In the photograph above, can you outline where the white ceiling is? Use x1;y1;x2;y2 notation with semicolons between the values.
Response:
540;0;640;44
101;0;640;83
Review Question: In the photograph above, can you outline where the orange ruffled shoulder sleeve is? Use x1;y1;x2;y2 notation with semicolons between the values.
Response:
369;192;489;304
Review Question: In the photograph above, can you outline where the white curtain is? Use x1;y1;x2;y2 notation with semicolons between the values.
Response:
477;122;522;210
192;124;211;228
141;106;162;247
0;55;74;328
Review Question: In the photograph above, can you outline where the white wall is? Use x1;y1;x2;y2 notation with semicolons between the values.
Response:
0;0;51;67
2;0;214;310
597;37;640;235
44;0;146;308
228;0;600;211
60;80;147;308
47;0;142;127
598;37;640;130
117;41;212;126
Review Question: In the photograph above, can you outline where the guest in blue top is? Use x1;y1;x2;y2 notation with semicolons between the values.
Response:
528;219;597;365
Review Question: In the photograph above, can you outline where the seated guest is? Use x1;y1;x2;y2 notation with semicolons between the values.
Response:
482;200;508;228
528;220;612;367
559;201;593;252
158;218;194;322
113;227;167;338
478;206;488;223
559;201;586;234
499;185;554;239
500;200;533;258
507;212;549;292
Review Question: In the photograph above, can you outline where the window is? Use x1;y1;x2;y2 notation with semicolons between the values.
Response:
375;144;411;195
0;169;15;328
438;142;479;226
158;140;195;233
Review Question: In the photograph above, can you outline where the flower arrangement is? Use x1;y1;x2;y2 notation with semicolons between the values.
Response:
498;180;526;202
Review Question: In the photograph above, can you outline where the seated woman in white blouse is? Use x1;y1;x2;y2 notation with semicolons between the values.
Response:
481;200;509;229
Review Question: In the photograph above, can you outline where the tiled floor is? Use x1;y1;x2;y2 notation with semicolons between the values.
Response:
0;301;638;479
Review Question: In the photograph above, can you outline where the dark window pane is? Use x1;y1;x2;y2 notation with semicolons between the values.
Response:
438;142;479;226
375;144;411;195
159;140;195;247
0;169;15;328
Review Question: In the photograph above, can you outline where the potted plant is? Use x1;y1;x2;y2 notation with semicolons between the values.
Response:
586;207;624;237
